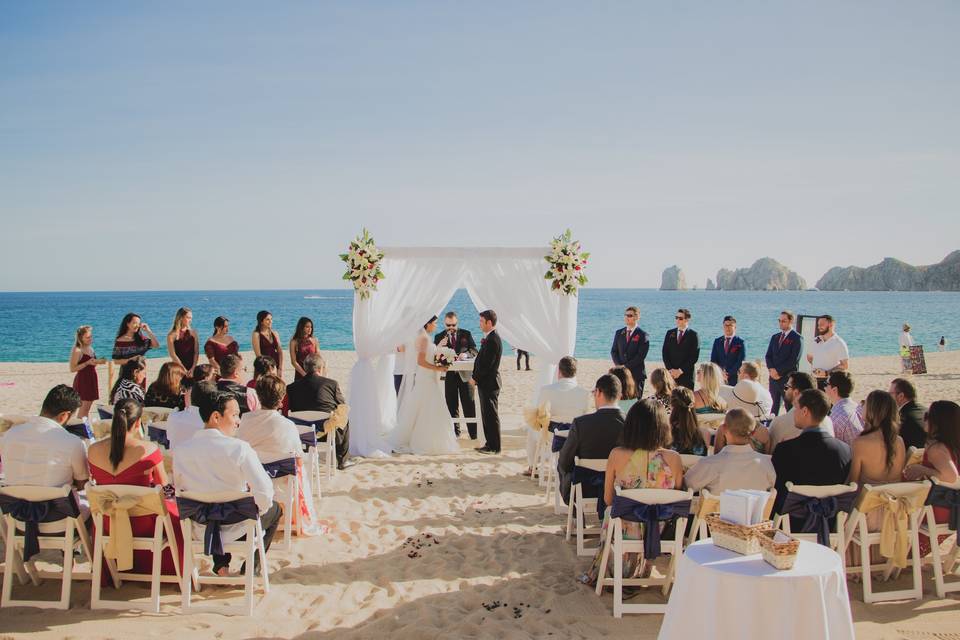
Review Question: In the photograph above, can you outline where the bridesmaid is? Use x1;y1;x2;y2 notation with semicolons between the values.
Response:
112;313;159;365
252;310;283;376
70;325;106;419
289;316;318;381
166;307;199;379
204;316;239;369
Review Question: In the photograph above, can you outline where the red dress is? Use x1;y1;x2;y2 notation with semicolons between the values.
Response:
73;352;99;401
258;332;281;369
173;329;197;370
89;449;184;580
294;338;317;381
919;446;960;556
204;338;239;367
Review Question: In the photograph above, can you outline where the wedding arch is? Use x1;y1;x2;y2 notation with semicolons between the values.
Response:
346;245;582;456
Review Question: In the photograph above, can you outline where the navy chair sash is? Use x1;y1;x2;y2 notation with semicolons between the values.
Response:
97;407;113;420
0;493;81;561
610;495;691;560
177;496;260;556
262;457;297;479
147;425;170;449
298;429;318;452
550;422;572;453
927;484;960;532
64;422;93;440
780;491;858;546
289;415;330;442
572;466;607;517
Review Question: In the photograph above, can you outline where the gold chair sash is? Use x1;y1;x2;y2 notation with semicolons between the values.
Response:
324;404;350;436
858;489;927;568
523;402;552;436
89;490;166;571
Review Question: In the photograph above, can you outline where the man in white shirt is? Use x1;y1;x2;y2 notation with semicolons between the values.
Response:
769;372;834;450
524;356;591;476
806;315;850;390
165;382;211;450
174;389;280;575
0;385;87;489
684;408;776;494
719;362;774;418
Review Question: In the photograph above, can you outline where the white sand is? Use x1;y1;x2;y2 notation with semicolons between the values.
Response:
1;351;959;638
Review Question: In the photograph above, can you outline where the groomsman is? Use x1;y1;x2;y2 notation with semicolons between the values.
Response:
710;316;745;385
662;308;699;390
434;311;478;439
610;306;650;396
765;310;802;415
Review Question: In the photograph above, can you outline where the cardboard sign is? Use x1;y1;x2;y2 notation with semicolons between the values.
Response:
909;345;927;375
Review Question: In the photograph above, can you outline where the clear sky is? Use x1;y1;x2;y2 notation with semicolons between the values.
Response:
2;1;958;291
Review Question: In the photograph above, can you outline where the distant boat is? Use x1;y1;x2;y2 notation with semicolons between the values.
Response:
303;295;347;300
806;287;819;292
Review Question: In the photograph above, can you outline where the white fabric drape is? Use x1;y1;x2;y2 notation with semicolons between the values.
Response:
347;247;579;456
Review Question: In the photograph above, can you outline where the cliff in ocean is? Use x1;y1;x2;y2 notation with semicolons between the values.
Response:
660;265;687;290
715;258;806;291
816;251;960;291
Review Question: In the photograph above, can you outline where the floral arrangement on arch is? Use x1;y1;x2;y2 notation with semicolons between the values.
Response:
340;229;385;299
544;229;589;295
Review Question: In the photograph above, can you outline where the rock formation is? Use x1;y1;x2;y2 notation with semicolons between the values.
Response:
715;258;806;291
706;278;716;291
660;265;688;291
816;251;960;291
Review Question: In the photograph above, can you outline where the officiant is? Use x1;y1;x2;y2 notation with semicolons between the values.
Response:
435;311;478;439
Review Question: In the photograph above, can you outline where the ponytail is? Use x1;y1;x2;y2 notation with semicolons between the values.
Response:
110;398;143;470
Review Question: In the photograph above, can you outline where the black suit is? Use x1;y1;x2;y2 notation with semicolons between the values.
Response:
771;428;851;516
472;330;503;451
765;329;803;414
287;374;350;466
558;408;624;504
898;401;927;450
611;327;650;397
662;328;700;390
435;328;478;438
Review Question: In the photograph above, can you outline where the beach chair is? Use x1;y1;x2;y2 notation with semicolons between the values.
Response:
262;458;298;551
565;457;607;556
288;411;335;482
774;482;857;554
0;484;93;610
87;483;183;613
921;477;960;598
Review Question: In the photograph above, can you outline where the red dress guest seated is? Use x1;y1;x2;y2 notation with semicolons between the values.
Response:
204;316;239;369
87;399;184;581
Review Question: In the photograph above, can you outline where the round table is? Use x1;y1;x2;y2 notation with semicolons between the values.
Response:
658;539;854;640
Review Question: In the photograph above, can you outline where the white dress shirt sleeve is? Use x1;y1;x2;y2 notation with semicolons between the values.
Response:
70;437;89;482
239;442;275;514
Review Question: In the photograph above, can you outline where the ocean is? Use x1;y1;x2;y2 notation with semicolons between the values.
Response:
0;289;954;363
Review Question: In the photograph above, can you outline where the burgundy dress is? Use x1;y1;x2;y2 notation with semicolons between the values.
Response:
73;352;99;402
89;449;184;581
173;329;197;370
258;332;281;369
294;338;317;381
204;338;239;367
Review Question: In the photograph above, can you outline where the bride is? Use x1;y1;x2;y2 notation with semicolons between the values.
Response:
390;316;460;455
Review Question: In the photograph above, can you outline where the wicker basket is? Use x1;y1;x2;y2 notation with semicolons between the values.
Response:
758;529;800;570
705;515;773;555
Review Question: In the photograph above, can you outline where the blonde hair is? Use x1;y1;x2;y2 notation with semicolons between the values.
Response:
169;307;192;336
696;363;727;411
740;361;760;380
724;408;757;439
75;325;92;348
649;367;675;398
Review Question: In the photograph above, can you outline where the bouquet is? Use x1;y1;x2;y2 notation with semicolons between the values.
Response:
340;228;385;300
434;346;456;368
544;229;589;296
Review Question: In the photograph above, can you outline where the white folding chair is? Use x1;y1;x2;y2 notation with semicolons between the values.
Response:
295;424;322;500
921;477;960;598
687;489;776;546
177;490;270;616
0;485;93;610
288;411;335;482
595;487;693;617
843;481;931;603
87;483;183;613
774;482;857;554
565;457;607;556
545;429;568;515
262;458;298;551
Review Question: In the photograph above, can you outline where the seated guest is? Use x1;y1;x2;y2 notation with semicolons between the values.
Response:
216;354;260;415
191;363;217;384
668;387;707;456
87;398;183;577
609;365;638;414
524;356;591;477
144;362;186;409
769;372;835;450
826;370;863;446
772;389;851;514
204;316;239;369
248;355;289;414
578;399;683;586
173;391;281;576
557;374;624;504
166;381;216;450
684;408;776;494
646;367;675;413
287;353;351;470
0;385;87;489
889;377;927;450
719;362;773;418
848;390;905;486
692;363;727;415
110;356;147;404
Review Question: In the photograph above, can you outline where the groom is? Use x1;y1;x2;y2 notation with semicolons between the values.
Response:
471;309;502;454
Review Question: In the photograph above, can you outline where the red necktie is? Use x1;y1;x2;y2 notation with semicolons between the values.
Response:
779;333;786;347
724;337;731;353
677;330;683;344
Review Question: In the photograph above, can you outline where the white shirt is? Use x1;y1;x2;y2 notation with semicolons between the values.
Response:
0;416;88;487
165;406;204;451
721;379;774;418
769;410;835;449
808;334;850;371
899;331;914;349
533;377;592;423
683;444;776;495
237;409;302;464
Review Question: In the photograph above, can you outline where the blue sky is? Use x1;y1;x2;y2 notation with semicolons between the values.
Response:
2;1;958;291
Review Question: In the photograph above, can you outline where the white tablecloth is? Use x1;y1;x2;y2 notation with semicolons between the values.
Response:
658;539;854;640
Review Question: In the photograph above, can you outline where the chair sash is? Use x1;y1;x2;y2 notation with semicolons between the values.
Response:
858;490;927;568
64;422;93;439
298;429;318;452
89;490;166;571
550;422;571;453
147;425;170;449
290;415;332;439
610;495;691;560
780;490;858;546
523;402;551;433
572;466;607;518
325;404;349;435
262;457;297;479
177;496;259;557
927;484;960;532
97;407;113;420
0;493;81;561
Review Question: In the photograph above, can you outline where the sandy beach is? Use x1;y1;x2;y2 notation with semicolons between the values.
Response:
1;351;958;638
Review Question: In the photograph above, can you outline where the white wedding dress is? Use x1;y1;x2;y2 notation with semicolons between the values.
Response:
391;331;460;455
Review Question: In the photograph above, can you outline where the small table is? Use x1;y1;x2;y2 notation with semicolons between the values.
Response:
445;359;483;439
658;539;854;640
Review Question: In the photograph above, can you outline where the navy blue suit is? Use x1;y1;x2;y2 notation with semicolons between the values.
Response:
611;327;650;396
764;329;802;415
710;335;745;385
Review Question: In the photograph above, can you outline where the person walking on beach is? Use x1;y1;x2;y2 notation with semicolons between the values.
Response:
70;325;106;419
939;336;947;352
806;314;849;391
611;305;650;397
899;323;915;373
662;308;699;390
765;310;802;415
516;349;531;371
710;315;745;385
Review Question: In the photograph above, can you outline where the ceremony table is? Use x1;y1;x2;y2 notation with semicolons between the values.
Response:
658;539;854;640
